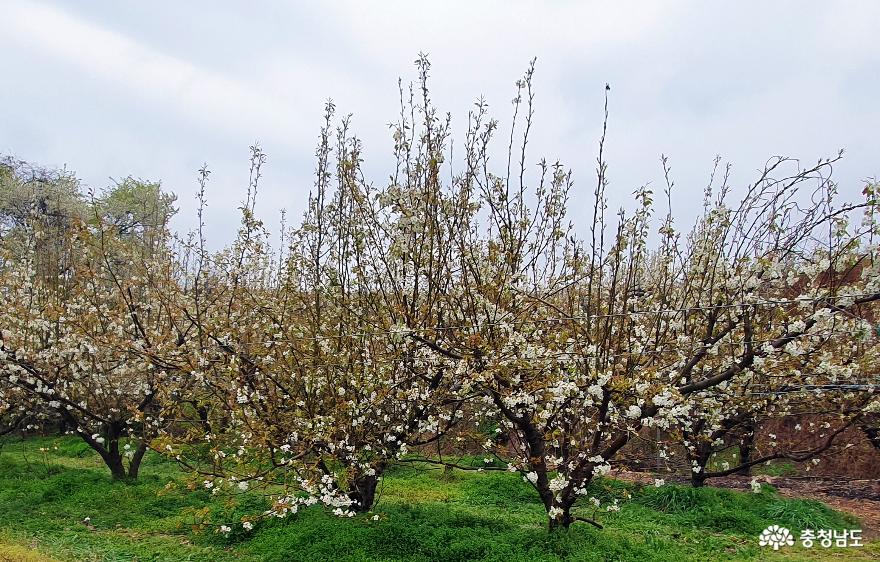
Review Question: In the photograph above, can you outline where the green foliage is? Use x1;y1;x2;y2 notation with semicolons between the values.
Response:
0;437;874;561
755;462;798;477
634;483;853;536
760;499;857;532
0;158;85;230
98;177;176;236
459;471;544;510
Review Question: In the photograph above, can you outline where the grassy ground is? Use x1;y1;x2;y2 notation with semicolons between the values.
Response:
0;437;876;561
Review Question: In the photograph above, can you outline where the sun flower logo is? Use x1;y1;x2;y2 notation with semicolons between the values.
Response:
759;525;794;550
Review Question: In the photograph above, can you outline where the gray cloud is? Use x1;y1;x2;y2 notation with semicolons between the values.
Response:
1;0;877;247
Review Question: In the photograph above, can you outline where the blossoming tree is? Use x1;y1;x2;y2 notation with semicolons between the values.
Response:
163;59;473;518
0;168;181;479
414;64;880;528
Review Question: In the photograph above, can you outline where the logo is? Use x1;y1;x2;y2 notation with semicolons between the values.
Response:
759;525;795;550
758;526;864;549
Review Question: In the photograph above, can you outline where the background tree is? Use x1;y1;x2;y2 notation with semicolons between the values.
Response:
0;166;182;480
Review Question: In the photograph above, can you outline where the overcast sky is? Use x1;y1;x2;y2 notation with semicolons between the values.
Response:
2;0;878;247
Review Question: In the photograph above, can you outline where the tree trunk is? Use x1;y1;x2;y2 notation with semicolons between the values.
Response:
545;491;578;531
548;511;574;531
82;430;143;480
60;412;141;481
690;445;711;487
348;468;383;513
127;441;149;480
737;426;755;476
83;425;128;480
196;405;212;435
103;448;128;480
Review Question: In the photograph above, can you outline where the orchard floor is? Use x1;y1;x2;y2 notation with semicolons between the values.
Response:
0;437;877;562
614;471;880;539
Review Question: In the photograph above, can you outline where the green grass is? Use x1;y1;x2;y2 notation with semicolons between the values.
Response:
0;437;875;561
707;448;798;477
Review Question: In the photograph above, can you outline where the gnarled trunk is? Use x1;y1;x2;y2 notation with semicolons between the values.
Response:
348;465;385;513
81;427;147;480
96;441;147;480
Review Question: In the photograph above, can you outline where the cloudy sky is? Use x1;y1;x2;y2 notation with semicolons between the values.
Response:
2;0;878;247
